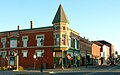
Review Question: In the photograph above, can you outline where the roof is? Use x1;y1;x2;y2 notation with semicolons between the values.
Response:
52;4;69;24
96;40;112;47
0;26;53;33
97;40;111;45
92;41;103;46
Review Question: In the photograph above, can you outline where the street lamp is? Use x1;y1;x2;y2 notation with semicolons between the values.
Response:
33;54;37;70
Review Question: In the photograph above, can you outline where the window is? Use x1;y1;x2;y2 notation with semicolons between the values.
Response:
74;39;80;49
73;38;75;48
55;34;60;45
22;36;28;47
75;39;77;49
62;26;65;30
1;38;6;48
71;38;75;48
10;38;17;48
69;36;71;47
36;35;44;46
0;51;7;58
35;50;44;57
55;26;60;30
22;50;28;57
9;51;18;56
62;34;65;45
77;40;80;49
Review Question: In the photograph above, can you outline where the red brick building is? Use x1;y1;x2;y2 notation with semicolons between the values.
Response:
0;4;80;69
92;41;102;65
80;37;92;66
92;40;114;65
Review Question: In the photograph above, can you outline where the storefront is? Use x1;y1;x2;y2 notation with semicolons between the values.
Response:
53;49;80;68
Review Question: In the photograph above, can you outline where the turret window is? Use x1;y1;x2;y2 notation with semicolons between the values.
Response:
62;34;65;45
55;34;60;45
62;26;65;30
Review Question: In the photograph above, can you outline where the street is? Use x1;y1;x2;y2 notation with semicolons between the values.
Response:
52;72;120;75
50;64;120;75
0;65;120;75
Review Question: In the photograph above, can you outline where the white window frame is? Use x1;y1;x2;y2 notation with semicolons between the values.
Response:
69;36;71;47
75;39;77;49
22;36;28;47
36;35;44;47
22;50;28;57
10;38;17;48
35;50;44;57
0;51;7;58
1;37;6;48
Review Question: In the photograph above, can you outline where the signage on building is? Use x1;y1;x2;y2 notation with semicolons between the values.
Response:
66;54;73;60
77;56;80;60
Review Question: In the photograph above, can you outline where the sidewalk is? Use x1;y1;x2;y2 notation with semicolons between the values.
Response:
25;65;104;73
24;64;118;73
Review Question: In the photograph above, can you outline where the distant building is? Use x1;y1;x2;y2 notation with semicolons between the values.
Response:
92;41;102;65
80;37;92;66
97;40;114;59
93;40;114;65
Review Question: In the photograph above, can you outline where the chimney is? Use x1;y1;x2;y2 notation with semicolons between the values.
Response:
30;21;34;29
18;25;20;30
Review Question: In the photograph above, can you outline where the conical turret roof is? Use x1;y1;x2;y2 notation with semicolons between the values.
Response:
52;4;69;24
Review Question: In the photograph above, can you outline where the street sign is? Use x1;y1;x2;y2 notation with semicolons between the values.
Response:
66;54;73;60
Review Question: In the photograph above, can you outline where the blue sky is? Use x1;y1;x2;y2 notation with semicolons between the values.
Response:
0;0;120;54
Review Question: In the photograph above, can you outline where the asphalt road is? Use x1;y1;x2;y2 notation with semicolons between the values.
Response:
51;65;120;75
0;65;120;75
52;72;120;75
